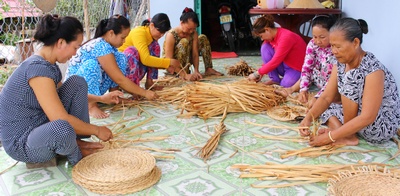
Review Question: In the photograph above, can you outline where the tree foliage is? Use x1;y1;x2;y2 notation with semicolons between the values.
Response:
51;0;110;28
0;0;11;20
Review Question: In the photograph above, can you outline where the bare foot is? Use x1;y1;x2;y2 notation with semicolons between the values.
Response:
263;80;279;85
334;134;359;146
76;139;104;157
88;102;109;119
204;68;224;76
275;88;290;98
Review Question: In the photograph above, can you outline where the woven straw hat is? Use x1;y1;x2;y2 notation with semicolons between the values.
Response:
72;148;161;195
286;0;324;8
33;0;57;13
327;165;400;196
266;105;307;122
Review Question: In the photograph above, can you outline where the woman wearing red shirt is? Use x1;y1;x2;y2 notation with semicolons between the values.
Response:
249;15;306;87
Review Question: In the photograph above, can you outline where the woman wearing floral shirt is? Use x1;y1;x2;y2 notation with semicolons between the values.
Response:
276;15;337;108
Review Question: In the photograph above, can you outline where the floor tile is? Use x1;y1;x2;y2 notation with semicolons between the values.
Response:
1;56;399;195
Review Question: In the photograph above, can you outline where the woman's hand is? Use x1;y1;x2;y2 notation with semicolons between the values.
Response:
170;59;182;73
309;128;334;146
185;71;203;81
299;117;312;136
144;90;158;100
95;126;113;142
298;91;308;104
100;90;124;105
248;72;262;82
184;72;202;81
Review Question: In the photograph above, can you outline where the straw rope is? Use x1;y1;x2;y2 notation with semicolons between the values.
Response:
327;165;400;196
72;148;161;195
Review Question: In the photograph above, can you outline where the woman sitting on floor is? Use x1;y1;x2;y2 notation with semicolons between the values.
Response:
0;14;112;166
275;15;337;108
163;7;223;81
299;18;400;146
119;13;184;88
66;15;157;119
248;14;306;87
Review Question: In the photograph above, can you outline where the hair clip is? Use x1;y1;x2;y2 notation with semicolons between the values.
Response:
184;7;193;13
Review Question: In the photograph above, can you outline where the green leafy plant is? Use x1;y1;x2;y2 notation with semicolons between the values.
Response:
0;66;15;85
0;33;20;46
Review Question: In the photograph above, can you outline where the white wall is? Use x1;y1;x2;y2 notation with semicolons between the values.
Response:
342;0;400;89
150;0;194;54
148;1;400;88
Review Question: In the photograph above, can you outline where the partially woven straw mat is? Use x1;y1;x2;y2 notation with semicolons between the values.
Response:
266;105;307;122
72;148;161;195
33;0;57;13
286;0;324;8
327;165;400;196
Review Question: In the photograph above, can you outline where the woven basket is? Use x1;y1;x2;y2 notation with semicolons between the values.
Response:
33;0;57;13
286;0;324;8
72;148;161;195
327;165;400;196
266;105;307;122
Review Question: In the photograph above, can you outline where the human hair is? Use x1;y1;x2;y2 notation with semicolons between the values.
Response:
34;14;83;46
330;17;368;44
94;14;130;38
311;15;336;30
180;7;199;27
252;14;275;34
142;13;171;34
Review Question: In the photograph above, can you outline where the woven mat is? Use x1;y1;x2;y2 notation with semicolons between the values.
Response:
266;105;307;122
72;148;161;195
327;166;400;196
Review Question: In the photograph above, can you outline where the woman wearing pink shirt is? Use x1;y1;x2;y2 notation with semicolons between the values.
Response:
248;15;306;87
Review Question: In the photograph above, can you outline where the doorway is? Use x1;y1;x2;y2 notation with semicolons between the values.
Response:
198;0;261;55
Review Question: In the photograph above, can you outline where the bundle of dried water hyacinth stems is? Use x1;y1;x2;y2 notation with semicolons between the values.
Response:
196;107;229;162
197;121;228;162
226;59;256;76
157;79;285;119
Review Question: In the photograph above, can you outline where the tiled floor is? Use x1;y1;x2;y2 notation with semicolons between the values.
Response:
1;56;399;196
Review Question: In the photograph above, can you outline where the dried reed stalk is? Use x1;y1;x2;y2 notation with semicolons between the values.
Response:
245;120;308;132
152;76;186;87
280;145;382;159
232;162;397;188
253;134;308;143
226;59;256;76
